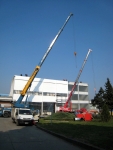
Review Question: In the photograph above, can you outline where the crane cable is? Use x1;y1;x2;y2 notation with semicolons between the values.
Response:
72;16;96;97
72;15;77;68
91;52;97;95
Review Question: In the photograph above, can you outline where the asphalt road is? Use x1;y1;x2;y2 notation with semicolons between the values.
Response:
0;117;87;150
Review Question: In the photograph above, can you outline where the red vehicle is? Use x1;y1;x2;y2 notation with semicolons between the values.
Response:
74;108;93;121
59;49;92;112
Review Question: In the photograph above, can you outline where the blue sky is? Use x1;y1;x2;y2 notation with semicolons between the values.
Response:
0;0;113;99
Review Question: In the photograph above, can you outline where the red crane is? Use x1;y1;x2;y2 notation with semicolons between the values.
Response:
59;49;92;112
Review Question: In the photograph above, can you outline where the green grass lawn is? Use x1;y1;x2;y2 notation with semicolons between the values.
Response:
37;112;113;150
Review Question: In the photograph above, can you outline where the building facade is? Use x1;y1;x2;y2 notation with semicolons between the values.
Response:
0;94;12;107
10;75;90;115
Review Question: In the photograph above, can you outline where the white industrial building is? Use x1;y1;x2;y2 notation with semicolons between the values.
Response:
9;75;90;115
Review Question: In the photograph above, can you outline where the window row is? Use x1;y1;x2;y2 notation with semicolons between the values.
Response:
68;85;88;92
13;90;67;97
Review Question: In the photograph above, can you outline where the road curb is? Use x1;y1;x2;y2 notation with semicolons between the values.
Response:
36;125;104;150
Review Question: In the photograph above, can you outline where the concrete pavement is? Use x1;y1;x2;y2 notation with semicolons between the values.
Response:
0;118;88;150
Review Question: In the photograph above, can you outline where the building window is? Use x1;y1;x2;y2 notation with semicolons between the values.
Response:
43;92;55;96
27;91;34;95
13;90;21;94
29;102;41;110
68;85;78;91
79;95;88;100
43;102;55;113
71;94;78;100
13;90;42;96
56;93;67;97
79;86;88;92
27;91;42;95
35;92;42;95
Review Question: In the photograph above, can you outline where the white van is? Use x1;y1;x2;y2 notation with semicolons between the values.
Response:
11;108;34;126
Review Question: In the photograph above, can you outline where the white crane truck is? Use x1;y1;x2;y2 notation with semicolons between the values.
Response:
11;13;73;126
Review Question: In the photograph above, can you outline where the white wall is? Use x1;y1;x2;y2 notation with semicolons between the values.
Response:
9;75;90;112
11;75;68;103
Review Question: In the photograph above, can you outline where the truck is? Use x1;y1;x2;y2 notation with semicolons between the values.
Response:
59;49;92;112
0;107;11;118
74;108;93;121
11;108;34;125
11;13;73;126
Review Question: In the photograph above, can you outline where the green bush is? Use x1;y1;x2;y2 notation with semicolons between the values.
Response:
101;104;111;122
44;112;75;120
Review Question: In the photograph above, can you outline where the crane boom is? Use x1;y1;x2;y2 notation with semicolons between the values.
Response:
14;13;73;108
38;13;73;67
59;49;92;111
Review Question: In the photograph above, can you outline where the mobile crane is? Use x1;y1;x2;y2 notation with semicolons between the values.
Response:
74;107;93;121
11;13;73;125
59;49;92;112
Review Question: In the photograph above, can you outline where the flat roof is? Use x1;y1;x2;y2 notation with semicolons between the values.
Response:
0;96;13;102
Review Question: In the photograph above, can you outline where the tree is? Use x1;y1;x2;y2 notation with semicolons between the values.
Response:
104;78;113;115
91;87;105;111
101;104;111;122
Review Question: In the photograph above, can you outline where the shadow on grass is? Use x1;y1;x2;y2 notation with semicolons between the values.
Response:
37;119;113;150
